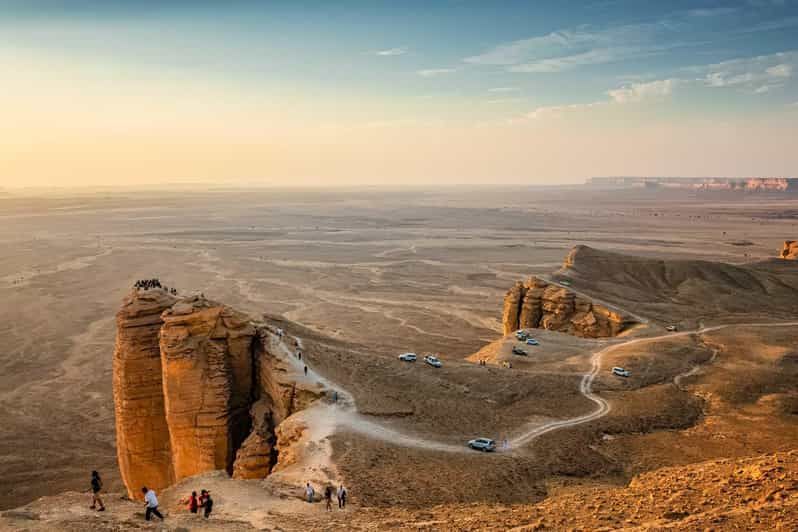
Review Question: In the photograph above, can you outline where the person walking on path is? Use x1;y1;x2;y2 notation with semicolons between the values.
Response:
141;487;164;521
324;486;333;511
89;471;105;512
337;485;347;509
305;483;315;503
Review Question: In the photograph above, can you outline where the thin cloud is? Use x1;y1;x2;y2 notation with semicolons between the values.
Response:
698;50;796;93
417;68;456;77
608;78;680;103
488;87;519;93
375;47;408;56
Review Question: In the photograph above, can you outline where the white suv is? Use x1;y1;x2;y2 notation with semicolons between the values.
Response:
424;355;442;367
467;438;496;452
612;367;631;377
398;352;417;362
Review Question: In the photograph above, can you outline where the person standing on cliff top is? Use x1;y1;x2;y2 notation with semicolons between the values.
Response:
89;471;105;512
141;487;164;521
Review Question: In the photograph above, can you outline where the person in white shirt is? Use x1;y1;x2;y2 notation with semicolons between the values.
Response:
337;484;347;509
305;482;315;503
141;486;164;521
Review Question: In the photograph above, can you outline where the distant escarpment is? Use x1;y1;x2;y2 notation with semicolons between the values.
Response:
113;288;320;500
781;241;798;260
502;276;636;338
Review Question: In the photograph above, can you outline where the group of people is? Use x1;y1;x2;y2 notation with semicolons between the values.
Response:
88;471;213;522
181;489;214;518
306;482;347;510
133;278;178;295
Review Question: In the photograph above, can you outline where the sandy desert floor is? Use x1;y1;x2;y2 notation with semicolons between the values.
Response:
1;185;797;524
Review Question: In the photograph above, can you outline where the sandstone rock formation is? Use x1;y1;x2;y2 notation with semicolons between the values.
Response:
113;289;177;501
780;240;798;260
113;288;320;499
502;277;635;337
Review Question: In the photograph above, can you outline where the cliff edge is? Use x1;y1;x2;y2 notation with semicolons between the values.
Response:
113;287;321;500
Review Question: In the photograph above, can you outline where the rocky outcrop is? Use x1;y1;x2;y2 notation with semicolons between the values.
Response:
502;277;635;337
780;240;798;260
113;288;321;499
159;297;257;481
113;289;177;500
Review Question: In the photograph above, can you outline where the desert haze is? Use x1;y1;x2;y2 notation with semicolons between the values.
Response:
0;185;797;530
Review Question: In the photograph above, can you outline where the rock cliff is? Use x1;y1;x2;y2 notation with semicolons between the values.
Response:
113;288;320;499
780;240;798;260
501;277;635;337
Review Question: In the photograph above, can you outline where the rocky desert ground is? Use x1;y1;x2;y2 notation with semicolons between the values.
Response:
1;185;797;530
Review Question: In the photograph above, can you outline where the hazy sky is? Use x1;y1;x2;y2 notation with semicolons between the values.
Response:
2;0;797;188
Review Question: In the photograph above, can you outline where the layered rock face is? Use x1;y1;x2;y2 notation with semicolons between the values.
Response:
780;240;798;260
502;277;634;337
113;289;177;501
114;289;316;499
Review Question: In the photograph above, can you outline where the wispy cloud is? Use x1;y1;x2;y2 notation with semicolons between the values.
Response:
375;46;408;57
525;101;607;120
697;50;796;93
488;87;519;93
608;78;681;103
687;7;738;17
417;68;456;77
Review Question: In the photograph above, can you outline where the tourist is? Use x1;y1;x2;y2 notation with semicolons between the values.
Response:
305;482;315;503
141;486;164;521
181;491;198;514
200;490;213;518
89;471;105;512
337;484;347;509
304;365;308;376
324;485;333;511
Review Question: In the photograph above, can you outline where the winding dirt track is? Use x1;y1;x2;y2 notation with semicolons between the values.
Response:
273;320;798;454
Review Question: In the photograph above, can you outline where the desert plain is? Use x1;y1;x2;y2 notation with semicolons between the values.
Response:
0;185;797;530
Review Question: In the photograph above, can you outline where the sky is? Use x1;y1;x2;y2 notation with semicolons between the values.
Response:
1;0;797;188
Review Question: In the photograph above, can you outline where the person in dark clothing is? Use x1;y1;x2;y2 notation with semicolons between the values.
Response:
200;490;213;518
89;471;105;511
304;365;308;376
324;486;333;511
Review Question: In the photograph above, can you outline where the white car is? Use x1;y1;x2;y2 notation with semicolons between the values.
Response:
424;355;442;368
467;438;496;452
398;352;417;362
612;366;631;377
525;338;539;346
666;325;677;332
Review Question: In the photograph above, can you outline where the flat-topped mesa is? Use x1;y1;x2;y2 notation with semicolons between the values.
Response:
113;288;322;499
113;288;177;501
781;240;798;260
501;276;635;338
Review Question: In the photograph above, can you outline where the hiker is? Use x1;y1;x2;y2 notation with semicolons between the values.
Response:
200;490;213;518
89;471;105;512
141;486;164;521
337;485;347;509
180;491;198;514
304;365;308;376
333;391;338;403
324;486;333;511
305;483;315;503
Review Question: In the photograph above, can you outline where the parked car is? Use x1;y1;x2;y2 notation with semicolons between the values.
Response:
424;354;442;367
515;331;528;341
612;366;631;377
559;279;572;286
467;438;496;452
525;338;539;346
511;346;528;356
398;352;417;362
666;325;677;332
